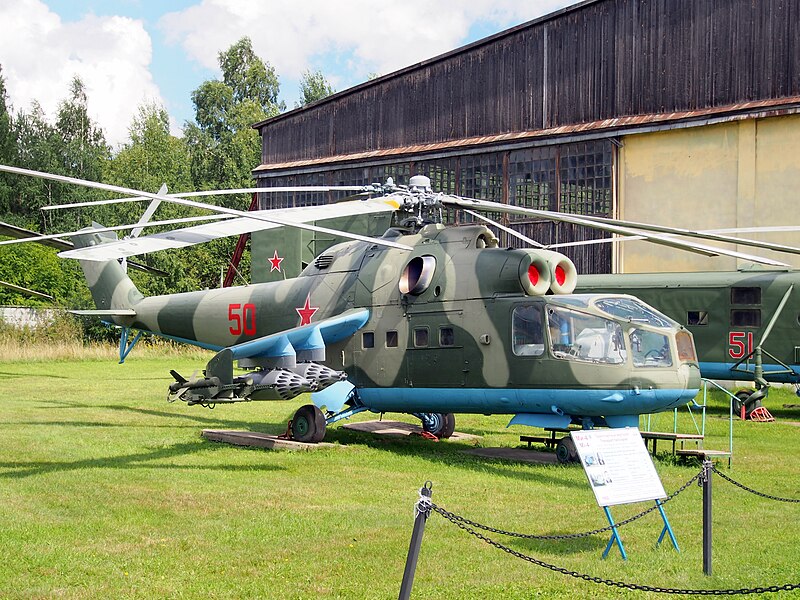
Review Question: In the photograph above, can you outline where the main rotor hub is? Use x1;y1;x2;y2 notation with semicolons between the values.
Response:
408;175;432;193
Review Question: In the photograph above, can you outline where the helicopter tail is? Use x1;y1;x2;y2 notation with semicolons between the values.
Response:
70;224;144;314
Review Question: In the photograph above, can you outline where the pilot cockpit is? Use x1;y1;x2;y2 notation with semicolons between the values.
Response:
511;295;681;368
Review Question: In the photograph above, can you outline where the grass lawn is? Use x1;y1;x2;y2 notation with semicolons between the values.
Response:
0;355;798;599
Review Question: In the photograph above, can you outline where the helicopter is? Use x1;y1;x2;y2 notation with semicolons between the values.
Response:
9;164;788;456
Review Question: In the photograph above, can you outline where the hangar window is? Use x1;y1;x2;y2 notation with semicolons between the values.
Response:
559;142;613;216
386;330;398;348
414;328;429;348
731;309;761;328
687;311;709;326
731;287;761;305
362;332;374;349
439;327;455;347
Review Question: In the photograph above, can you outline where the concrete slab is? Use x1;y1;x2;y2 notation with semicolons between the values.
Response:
465;447;560;465
202;429;338;450
340;419;479;441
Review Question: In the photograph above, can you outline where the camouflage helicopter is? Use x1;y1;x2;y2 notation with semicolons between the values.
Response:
8;164;784;458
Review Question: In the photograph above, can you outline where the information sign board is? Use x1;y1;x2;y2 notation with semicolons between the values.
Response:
571;428;666;507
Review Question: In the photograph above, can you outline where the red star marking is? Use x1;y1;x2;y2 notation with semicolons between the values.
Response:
268;249;284;272
295;294;319;326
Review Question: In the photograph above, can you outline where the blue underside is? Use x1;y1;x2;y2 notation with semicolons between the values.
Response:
699;361;800;383
356;386;698;418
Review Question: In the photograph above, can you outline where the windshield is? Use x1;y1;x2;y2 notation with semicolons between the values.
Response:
629;328;673;367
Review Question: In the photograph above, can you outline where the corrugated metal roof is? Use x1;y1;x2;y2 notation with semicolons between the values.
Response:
254;96;800;172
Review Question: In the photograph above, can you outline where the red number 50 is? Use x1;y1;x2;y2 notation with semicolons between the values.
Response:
228;303;256;336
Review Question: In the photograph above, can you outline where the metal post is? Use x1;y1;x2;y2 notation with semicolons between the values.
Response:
702;460;712;575
399;482;433;600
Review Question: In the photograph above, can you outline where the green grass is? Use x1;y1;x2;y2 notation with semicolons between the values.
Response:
0;356;799;598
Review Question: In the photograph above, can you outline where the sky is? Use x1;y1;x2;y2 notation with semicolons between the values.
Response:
0;0;579;149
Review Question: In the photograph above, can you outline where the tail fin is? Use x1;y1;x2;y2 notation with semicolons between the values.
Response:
71;225;144;312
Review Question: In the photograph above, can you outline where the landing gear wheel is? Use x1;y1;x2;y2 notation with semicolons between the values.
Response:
733;389;763;420
291;404;326;443
555;437;578;464
422;413;456;439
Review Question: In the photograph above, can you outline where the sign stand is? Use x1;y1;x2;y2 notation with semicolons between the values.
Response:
602;506;627;560
601;499;679;560
571;428;680;560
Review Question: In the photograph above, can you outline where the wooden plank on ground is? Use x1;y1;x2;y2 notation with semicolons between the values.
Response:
202;429;338;450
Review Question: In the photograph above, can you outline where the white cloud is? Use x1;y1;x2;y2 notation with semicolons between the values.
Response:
160;0;577;85
0;0;164;149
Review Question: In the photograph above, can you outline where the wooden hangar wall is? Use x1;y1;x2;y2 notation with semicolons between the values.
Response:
251;0;800;282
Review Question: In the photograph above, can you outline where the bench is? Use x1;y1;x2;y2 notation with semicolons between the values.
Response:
520;428;577;449
640;431;704;456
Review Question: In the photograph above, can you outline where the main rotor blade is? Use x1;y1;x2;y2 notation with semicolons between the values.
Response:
0;214;234;246
561;212;800;257
0;280;54;300
443;195;789;267
42;185;373;211
130;183;166;239
0;165;410;256
462;209;546;248
57;198;401;261
547;225;800;250
0;220;167;276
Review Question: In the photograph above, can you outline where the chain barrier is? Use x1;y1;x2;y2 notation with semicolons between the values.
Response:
712;467;800;503
414;482;433;519
429;470;702;541
434;509;800;595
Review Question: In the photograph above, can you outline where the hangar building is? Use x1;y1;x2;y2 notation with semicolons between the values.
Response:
251;0;800;282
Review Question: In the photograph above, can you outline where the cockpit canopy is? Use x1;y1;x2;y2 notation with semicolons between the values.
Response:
512;294;695;367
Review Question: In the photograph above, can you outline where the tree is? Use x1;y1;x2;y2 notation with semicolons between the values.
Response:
182;37;283;289
219;37;281;108
103;103;198;296
185;36;282;191
56;77;108;180
8;77;110;231
296;70;336;108
0;66;16;218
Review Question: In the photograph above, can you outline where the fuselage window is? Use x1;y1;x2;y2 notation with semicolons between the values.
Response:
731;287;761;305
512;305;545;356
439;327;454;347
731;309;761;328
547;306;627;364
687;311;709;326
362;331;375;349
386;330;398;348
414;328;429;348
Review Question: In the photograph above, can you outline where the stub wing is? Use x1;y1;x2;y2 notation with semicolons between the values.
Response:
59;198;401;261
168;308;369;407
225;308;370;360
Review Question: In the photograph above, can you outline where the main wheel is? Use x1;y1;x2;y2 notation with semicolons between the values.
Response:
422;413;456;439
291;404;326;443
555;437;578;464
